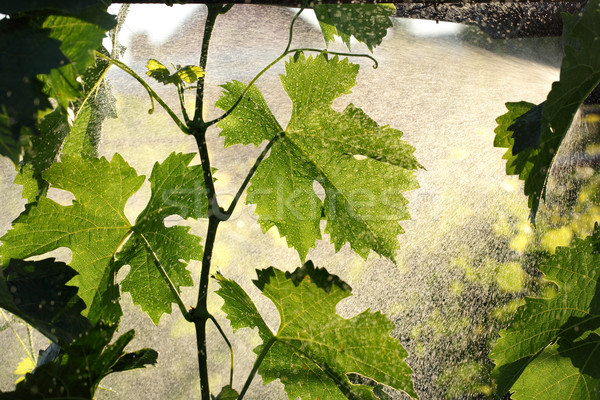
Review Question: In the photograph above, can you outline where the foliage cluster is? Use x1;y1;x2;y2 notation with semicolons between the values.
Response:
0;0;599;399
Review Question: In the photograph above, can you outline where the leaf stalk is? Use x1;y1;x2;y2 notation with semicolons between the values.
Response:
94;51;190;134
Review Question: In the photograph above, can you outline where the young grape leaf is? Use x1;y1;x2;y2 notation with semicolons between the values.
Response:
216;54;420;261
215;261;418;400
313;4;395;51
0;323;157;400
0;152;205;324
146;59;205;86
0;258;91;346
491;225;600;397
494;0;600;222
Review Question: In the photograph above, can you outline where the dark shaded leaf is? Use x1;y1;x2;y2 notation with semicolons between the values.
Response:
0;258;91;346
0;324;156;399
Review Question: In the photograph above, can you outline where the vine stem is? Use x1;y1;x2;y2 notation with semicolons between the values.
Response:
190;5;229;400
94;51;190;134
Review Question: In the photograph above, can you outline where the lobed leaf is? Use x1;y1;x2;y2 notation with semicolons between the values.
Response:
313;4;395;51
0;152;205;325
215;262;418;399
494;0;600;222
216;54;420;261
491;225;600;398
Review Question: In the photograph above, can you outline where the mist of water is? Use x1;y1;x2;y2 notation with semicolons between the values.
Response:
1;4;585;399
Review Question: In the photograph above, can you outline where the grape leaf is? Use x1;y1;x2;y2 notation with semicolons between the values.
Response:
214;385;239;400
313;4;395;51
215;262;418;400
510;344;600;400
216;54;420;261
41;12;116;110
0;324;157;400
0;258;91;346
491;225;600;397
146;59;205;86
0;4;115;165
494;0;600;222
0;152;205;324
0;19;65;162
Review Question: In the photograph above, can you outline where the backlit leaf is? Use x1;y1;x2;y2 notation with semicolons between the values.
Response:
216;54;420;261
494;0;600;222
0;153;205;324
510;344;600;400
314;4;395;51
215;262;418;400
491;225;600;397
146;59;204;86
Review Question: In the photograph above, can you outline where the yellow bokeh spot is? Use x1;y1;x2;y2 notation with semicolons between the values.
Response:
449;280;464;295
493;214;512;238
583;113;600;124
449;148;469;161
509;233;530;253
452;256;476;282
541;226;573;253
211;241;232;271
491;298;526;323
14;357;35;383
171;315;196;338
496;262;525;293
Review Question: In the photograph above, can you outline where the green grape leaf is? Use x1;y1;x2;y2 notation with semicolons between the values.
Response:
0;324;157;400
494;0;600;222
314;4;395;51
510;344;600;400
491;225;600;397
117;152;204;323
217;54;420;261
146;59;204;86
214;385;239;400
0;258;91;346
14;165;39;203
62;47;117;159
215;262;418;400
41;12;116;109
0;152;205;325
